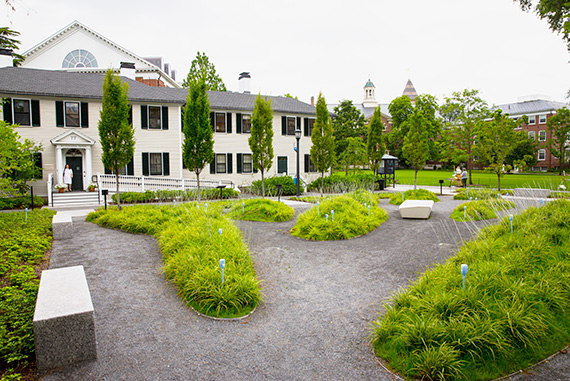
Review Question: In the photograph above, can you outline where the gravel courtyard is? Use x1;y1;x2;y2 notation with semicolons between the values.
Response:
43;197;500;380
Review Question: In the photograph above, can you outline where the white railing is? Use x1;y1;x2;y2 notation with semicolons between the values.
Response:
47;173;53;206
96;174;234;193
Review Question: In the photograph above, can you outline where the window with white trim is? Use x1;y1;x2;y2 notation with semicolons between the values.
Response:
242;114;251;133
141;105;169;130
287;116;296;135
539;114;546;124
539;130;546;141
2;98;41;127
304;154;317;172
528;131;535;140
236;153;253;173
215;112;226;133
142;152;170;176
277;156;288;174
538;149;546;161
528;115;536;124
55;101;89;128
216;153;227;173
210;153;233;174
65;102;80;127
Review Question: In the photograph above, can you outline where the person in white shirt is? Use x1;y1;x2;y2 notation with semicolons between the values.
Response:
63;164;73;192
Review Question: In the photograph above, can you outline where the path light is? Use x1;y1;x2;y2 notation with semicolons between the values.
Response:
197;204;200;210
470;197;472;201
439;179;444;195
368;205;371;216
25;208;28;223
295;127;301;197
541;199;544;205
205;203;208;212
220;259;225;284
326;214;328;222
331;210;334;221
475;197;478;202
173;200;176;206
402;192;405;201
317;202;320;216
464;205;467;219
510;215;513;234
242;201;245;213
461;264;468;290
219;228;222;235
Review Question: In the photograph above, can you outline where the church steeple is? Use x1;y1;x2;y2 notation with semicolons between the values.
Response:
403;79;418;102
363;78;378;108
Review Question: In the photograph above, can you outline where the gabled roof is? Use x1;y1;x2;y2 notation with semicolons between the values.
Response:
494;99;567;116
0;67;316;115
50;129;96;146
22;20;180;88
402;79;417;101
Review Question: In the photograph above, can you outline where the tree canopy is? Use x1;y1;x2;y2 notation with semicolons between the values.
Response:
332;100;366;158
249;94;274;197
515;0;570;50
0;27;25;66
546;106;570;174
311;93;335;196
182;52;227;91
402;112;429;189
386;95;414;162
183;79;214;200
367;106;385;190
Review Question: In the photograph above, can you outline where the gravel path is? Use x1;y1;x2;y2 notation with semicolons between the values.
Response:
43;197;490;380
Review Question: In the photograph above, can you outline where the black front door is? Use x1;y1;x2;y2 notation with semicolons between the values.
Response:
66;156;83;191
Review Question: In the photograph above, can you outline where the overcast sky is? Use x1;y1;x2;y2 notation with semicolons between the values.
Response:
3;0;570;107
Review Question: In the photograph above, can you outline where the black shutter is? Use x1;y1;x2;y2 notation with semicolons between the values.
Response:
304;118;309;136
210;158;216;174
31;100;40;127
210;112;215;131
80;102;89;127
236;113;242;134
304;154;309;173
282;116;287;135
142;153;149;176
141;105;148;129
33;153;42;179
296;117;301;133
128;105;133;126
162;152;170;175
127;156;134;176
162;106;169;130
226;112;232;133
2;98;12;123
227;153;233;174
56;101;64;127
236;153;242;173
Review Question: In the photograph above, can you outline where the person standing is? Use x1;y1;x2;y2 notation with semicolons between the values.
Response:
461;168;468;188
63;164;73;192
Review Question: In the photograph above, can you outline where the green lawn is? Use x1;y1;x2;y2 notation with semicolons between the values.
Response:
342;169;566;190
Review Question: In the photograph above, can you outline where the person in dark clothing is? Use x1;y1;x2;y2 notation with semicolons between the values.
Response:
461;168;468;188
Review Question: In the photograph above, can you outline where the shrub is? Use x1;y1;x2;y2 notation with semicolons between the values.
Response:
0;209;55;379
548;191;570;199
110;188;239;204
454;188;513;200
246;175;301;196
290;190;388;240
0;196;44;210
450;199;515;221
389;188;440;205
307;172;374;193
229;199;294;222
372;200;570;380
87;203;261;318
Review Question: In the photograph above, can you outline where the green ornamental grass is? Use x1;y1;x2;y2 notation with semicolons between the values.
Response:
87;203;260;318
373;200;570;380
229;199;294;222
290;190;388;240
450;199;515;221
389;188;440;205
453;188;513;200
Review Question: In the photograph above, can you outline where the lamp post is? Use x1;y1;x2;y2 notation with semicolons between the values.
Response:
295;128;301;197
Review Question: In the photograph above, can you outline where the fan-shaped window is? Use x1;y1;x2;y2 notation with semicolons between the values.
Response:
62;49;98;68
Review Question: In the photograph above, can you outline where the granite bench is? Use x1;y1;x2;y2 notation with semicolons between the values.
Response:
399;200;435;219
52;213;73;240
33;265;97;371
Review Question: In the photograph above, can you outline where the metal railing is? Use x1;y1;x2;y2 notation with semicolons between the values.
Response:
96;174;234;193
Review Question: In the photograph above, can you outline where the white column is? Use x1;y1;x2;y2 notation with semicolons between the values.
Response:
55;147;63;184
85;147;92;190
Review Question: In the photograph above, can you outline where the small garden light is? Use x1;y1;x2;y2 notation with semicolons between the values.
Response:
326;214;328;222
464;205;467;219
317;201;320;216
331;210;334;221
461;264;468;290
509;215;513;234
25;208;28;223
219;228;222;235
242;201;245;213
368;205;371;216
205;203;208;212
220;258;225;284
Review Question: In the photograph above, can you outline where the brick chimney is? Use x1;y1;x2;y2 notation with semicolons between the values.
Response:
311;96;314;106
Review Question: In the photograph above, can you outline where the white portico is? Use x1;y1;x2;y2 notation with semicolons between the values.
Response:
50;130;96;190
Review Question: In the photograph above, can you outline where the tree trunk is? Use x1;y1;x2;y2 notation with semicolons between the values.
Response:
115;172;121;211
196;171;201;202
345;163;348;176
371;165;376;192
414;169;418;190
261;169;265;197
468;156;473;185
497;173;501;191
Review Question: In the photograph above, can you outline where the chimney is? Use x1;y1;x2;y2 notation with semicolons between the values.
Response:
119;62;136;80
239;72;251;94
311;96;314;106
0;49;13;68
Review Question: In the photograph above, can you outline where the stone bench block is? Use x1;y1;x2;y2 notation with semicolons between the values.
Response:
52;213;73;240
33;265;97;371
399;200;435;219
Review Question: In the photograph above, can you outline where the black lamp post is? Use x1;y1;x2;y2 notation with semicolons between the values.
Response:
295;128;301;197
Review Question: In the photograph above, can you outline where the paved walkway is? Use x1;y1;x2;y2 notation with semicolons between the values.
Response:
42;196;565;380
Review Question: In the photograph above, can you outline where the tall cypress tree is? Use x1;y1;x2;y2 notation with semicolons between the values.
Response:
98;69;135;211
249;94;274;197
183;79;214;201
310;93;335;196
367;106;385;191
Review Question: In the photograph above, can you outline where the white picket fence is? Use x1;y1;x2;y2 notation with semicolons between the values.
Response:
95;174;235;193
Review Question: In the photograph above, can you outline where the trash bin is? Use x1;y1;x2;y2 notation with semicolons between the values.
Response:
377;179;385;190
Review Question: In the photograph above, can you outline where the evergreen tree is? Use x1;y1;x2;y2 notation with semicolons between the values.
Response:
182;52;226;91
183;79;214;201
367;106;385;191
249;94;274;197
402;112;429;189
311;93;335;196
98;69;135;211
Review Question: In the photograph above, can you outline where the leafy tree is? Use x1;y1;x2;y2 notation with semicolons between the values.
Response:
98;69;135;211
332;100;366;158
515;1;570;50
0;27;25;66
182;52;227;91
402;112;429;189
546;107;570;174
249;94;274;197
474;110;520;190
283;93;298;99
311;93;336;196
440;89;490;185
367;106;385;190
386;95;414;161
0;120;41;197
505;132;539;170
339;137;367;175
183;79;214;201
